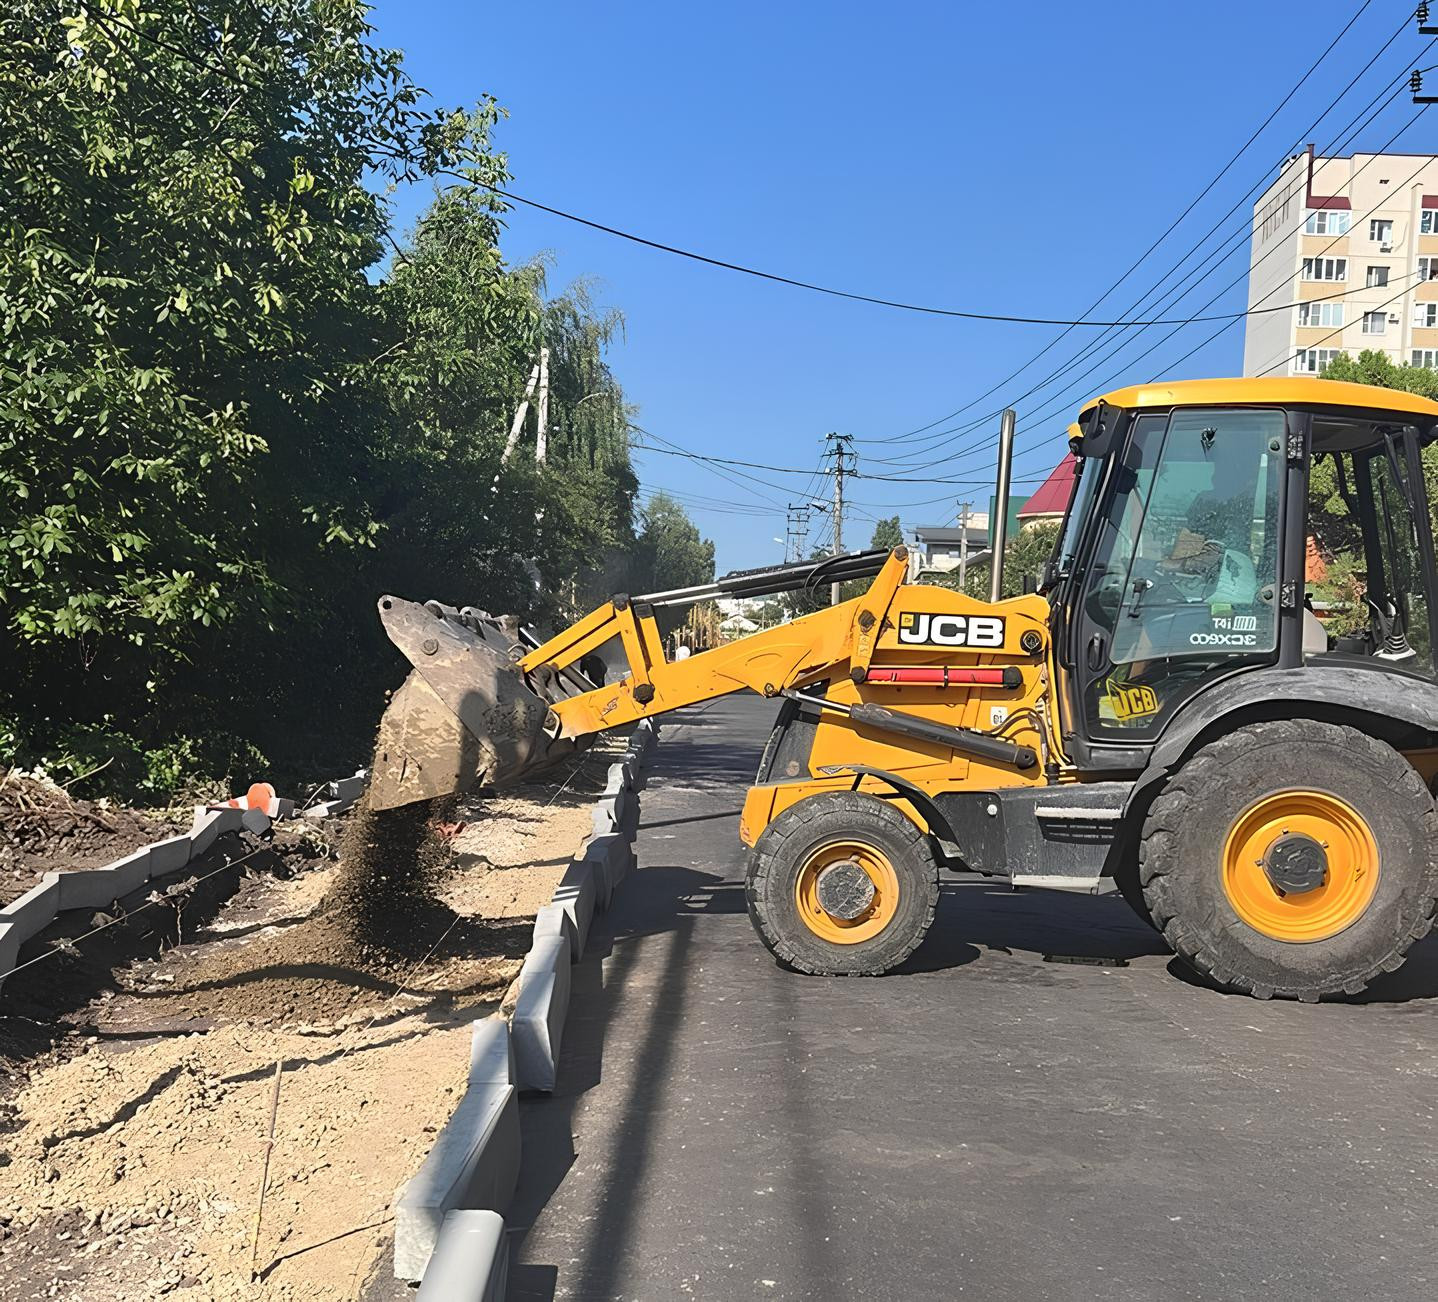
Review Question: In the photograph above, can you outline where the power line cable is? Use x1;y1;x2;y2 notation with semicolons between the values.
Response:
860;17;1423;463
442;171;1427;330
853;0;1388;446
886;93;1434;482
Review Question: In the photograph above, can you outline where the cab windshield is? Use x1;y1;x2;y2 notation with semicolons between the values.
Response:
1075;406;1284;739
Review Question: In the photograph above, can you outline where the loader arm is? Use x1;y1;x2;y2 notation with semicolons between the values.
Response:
371;544;1055;811
520;548;911;736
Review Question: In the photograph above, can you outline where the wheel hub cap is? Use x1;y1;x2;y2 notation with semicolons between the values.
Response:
815;860;876;920
1262;832;1329;895
794;840;901;945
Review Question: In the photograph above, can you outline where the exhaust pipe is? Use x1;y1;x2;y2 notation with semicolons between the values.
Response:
989;408;1016;603
370;597;590;811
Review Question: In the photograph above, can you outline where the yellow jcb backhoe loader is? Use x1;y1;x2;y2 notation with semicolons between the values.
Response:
372;377;1438;1001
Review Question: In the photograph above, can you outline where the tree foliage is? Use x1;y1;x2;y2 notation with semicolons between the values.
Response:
1309;350;1438;633
933;522;1062;600
628;493;716;633
0;1;709;798
869;515;903;551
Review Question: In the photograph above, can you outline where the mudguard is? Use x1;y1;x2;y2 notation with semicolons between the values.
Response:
1128;661;1438;814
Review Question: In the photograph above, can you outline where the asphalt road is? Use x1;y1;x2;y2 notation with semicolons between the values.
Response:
510;695;1438;1302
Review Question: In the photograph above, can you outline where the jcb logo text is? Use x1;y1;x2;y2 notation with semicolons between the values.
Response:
897;613;1006;648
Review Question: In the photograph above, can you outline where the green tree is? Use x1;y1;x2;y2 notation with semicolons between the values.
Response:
936;522;1061;600
1311;349;1438;633
629;493;715;609
870;515;903;550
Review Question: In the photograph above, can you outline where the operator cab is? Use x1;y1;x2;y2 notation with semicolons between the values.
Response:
1044;378;1438;764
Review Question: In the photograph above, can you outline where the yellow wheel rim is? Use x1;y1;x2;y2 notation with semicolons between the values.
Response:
794;839;900;944
1221;790;1379;943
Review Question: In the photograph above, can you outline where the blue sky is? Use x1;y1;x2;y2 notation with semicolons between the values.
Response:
369;0;1431;574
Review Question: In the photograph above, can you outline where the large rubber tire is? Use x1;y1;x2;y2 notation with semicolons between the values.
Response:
1113;856;1160;932
1140;719;1438;1001
745;791;939;976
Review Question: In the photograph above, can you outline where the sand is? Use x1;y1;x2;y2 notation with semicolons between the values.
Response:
0;735;624;1300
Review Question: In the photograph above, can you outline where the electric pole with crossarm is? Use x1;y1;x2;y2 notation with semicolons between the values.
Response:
825;433;855;605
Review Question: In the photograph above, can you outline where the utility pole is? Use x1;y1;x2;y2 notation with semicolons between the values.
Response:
534;346;551;466
785;503;812;564
957;500;971;591
824;433;855;605
501;356;542;465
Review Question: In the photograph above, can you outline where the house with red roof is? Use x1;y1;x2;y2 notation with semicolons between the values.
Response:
1016;453;1076;529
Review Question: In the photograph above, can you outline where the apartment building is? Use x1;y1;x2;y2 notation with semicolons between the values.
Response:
1243;147;1438;377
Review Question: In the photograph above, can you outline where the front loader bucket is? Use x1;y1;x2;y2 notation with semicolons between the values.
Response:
371;596;580;811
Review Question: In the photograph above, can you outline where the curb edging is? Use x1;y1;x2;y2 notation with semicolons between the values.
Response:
0;769;368;992
392;1018;520;1281
403;717;660;1290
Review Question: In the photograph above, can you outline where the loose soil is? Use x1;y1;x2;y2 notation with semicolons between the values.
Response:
0;770;176;907
0;734;625;1301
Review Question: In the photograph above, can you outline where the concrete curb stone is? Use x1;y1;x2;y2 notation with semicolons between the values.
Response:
0;767;367;992
469;1015;516;1087
0;875;62;934
415;1210;508;1301
55;847;154;911
511;934;572;1093
603;762;629;797
550;859;597;955
148;834;193;875
532;902;579;961
190;806;243;856
581;832;633;898
393;1019;520;1281
327;772;367;804
397;723;662;1291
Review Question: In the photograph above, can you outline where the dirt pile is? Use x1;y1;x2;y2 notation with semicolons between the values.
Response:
0;770;170;906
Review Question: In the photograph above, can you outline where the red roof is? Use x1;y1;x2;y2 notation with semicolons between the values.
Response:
1018;453;1076;519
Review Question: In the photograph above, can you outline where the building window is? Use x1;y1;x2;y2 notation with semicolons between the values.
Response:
1295;348;1341;374
1362;311;1388;335
1262;192;1295;241
1422;208;1438;235
1302;257;1347;281
1413;350;1438;368
1304;210;1350;235
1420;257;1438;280
1366;265;1390;287
1415;303;1438;328
1370;218;1394;244
1297;301;1343;327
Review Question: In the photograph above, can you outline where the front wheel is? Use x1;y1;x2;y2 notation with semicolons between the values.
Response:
1140;720;1438;1000
746;791;939;976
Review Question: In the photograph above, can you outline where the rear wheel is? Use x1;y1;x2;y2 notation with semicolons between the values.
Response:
1140;719;1438;1000
746;791;939;975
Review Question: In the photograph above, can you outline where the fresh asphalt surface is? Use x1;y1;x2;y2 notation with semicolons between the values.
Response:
510;695;1438;1302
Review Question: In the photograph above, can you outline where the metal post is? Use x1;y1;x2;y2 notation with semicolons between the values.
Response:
989;409;1016;603
957;501;971;591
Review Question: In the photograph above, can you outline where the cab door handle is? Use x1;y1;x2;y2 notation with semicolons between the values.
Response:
1087;634;1106;670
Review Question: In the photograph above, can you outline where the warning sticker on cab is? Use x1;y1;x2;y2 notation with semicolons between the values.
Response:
896;612;1006;648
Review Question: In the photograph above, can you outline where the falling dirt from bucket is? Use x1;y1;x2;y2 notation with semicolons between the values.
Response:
327;792;459;955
